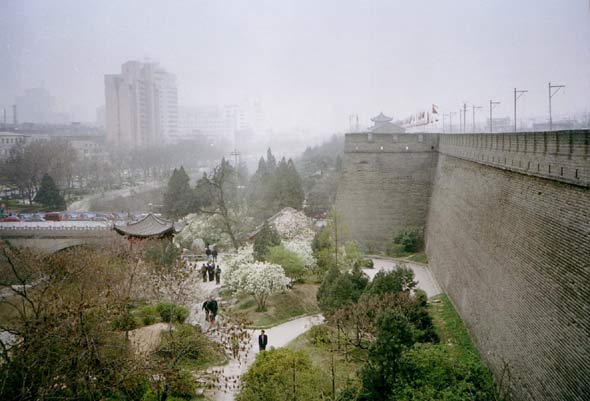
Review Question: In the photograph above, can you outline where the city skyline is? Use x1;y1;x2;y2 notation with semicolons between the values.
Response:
1;1;589;135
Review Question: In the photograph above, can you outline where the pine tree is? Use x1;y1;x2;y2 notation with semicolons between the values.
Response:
163;166;194;219
253;221;281;261
33;174;66;211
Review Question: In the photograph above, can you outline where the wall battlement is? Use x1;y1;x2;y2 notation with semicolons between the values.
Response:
439;130;589;187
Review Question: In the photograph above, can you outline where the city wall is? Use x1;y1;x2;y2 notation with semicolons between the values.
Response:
336;130;590;400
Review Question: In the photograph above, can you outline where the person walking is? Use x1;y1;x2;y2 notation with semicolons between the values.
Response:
200;263;208;283
208;262;215;282
212;246;218;263
202;299;210;322
205;245;212;261
204;295;218;331
215;264;221;285
258;330;268;351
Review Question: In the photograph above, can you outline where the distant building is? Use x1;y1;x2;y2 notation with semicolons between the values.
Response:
367;112;405;133
0;132;27;159
105;61;178;148
15;88;69;124
486;117;511;133
176;100;266;143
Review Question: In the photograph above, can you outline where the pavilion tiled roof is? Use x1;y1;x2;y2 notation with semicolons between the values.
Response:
114;214;176;238
371;112;393;123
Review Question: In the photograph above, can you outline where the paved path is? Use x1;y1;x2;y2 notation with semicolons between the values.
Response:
364;258;442;297
187;269;324;401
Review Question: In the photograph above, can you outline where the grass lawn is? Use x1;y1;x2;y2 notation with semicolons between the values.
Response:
226;283;320;328
428;293;481;358
406;252;428;264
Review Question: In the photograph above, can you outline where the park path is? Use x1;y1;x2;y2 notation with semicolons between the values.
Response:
187;270;323;401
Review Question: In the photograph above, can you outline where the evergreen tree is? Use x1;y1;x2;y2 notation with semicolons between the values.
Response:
33;174;65;210
253;221;281;261
269;158;305;211
266;148;277;172
163;166;194;219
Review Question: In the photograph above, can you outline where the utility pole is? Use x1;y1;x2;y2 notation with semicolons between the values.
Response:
459;109;463;133
12;104;17;125
472;105;482;132
489;100;500;133
514;88;528;132
463;103;467;133
442;113;446;133
548;82;565;131
2;108;6;128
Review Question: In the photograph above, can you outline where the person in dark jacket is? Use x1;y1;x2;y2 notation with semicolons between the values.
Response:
200;263;208;283
215;265;221;285
207;263;215;281
203;296;218;331
258;330;268;351
212;247;218;262
205;245;212;261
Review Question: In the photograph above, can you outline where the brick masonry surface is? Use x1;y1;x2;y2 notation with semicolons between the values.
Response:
337;130;590;400
335;133;438;250
427;155;590;401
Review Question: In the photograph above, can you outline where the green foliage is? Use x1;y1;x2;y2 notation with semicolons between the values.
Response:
307;324;335;346
253;221;281;261
144;240;181;269
163;166;194;219
359;311;417;401
33;173;66;210
248;149;306;221
391;343;497;401
365;267;418;296
391;226;424;254
317;266;369;315
112;308;137;331
134;305;160;326
238;348;329;401
265;245;306;280
156;302;189;324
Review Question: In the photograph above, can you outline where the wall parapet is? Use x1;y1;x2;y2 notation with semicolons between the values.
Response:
345;132;439;154
438;130;590;187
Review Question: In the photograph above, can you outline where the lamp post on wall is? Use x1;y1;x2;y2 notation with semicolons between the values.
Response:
514;88;528;132
472;105;482;132
448;111;457;133
548;82;565;131
489;100;500;133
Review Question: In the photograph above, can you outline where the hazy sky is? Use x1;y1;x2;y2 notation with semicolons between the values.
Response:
1;0;589;133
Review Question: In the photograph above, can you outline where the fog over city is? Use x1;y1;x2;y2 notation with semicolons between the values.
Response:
1;0;589;139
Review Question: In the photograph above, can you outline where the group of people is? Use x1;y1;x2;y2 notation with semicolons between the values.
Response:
201;262;221;284
200;245;221;284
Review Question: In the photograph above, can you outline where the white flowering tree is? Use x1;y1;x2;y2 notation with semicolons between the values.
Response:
269;208;317;269
223;259;291;311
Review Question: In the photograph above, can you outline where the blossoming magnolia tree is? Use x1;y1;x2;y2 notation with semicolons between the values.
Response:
223;250;291;311
270;208;316;268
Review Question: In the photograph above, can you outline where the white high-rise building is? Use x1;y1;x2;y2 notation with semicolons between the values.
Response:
105;61;178;148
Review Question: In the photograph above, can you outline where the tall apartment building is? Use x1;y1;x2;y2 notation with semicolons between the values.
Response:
105;61;178;148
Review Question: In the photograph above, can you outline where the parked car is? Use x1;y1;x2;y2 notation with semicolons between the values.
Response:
1;216;21;222
44;212;63;221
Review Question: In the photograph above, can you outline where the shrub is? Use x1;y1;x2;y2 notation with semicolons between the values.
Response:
134;305;160;326
265;245;306;281
156;302;189;323
366;267;417;296
238;348;329;401
308;324;334;346
112;311;137;332
392;226;424;254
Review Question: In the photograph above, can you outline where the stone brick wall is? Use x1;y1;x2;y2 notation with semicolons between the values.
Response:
426;154;590;401
335;133;439;250
337;129;590;400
